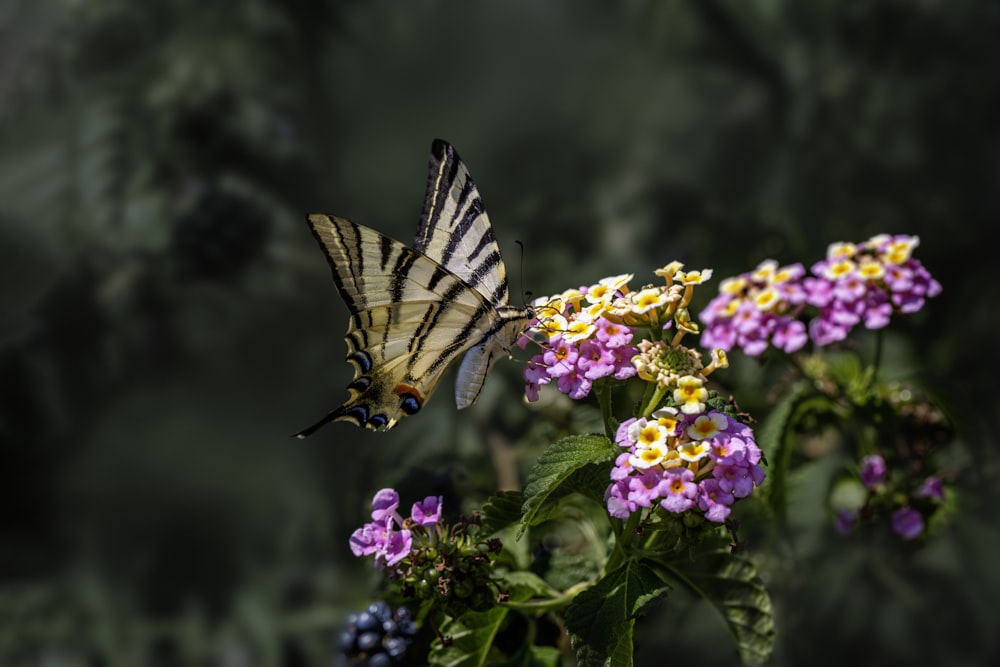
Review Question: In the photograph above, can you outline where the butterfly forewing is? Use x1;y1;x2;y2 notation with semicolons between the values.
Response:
415;139;513;308
296;141;531;436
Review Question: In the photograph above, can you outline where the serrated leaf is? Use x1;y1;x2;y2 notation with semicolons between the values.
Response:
563;561;669;667
480;490;525;536
756;381;812;518
670;549;775;666
430;606;509;667
518;435;617;539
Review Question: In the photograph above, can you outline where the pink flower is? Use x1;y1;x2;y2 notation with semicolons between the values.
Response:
834;508;858;535
371;488;403;524
605;480;638;519
859;454;887;489
577;340;616;380
542;337;578;377
411;496;443;526
697;478;734;523
891;506;924;540
556;368;592;399
916;476;946;502
595;317;633;348
658;468;698;513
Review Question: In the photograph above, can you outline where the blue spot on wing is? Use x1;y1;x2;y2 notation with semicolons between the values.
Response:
368;414;389;429
350;351;373;374
400;394;422;415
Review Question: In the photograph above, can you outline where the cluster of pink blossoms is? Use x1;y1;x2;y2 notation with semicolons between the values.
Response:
700;234;942;355
520;274;640;401
606;408;765;523
521;265;763;523
835;454;946;540
350;489;442;572
521;266;717;401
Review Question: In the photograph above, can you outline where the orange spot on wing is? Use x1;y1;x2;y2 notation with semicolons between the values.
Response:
394;384;425;405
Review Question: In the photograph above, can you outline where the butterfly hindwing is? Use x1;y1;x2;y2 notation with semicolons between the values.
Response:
296;141;531;435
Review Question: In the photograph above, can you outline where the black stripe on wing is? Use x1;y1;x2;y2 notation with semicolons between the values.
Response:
414;139;461;253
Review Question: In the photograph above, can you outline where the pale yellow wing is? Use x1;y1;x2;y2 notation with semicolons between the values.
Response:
295;214;528;434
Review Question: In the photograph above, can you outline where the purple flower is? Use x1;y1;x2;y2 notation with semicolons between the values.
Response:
610;346;639;380
862;294;893;329
891;506;924;540
834;508;858;535
351;488;423;571
349;522;382;557
883;264;913;292
808;315;849;347
371;488;402;524
702;235;940;357
615;418;638;447
859;454;887;489
714;463;755;498
577;340;616;380
916;476;946;502
658;467;698;513
738;326;771;357
542;337;578;377
610;451;634;480
605;479;638;519
556;368;592;399
410;496;443;526
350;519;413;570
697;478;734;523
804;276;835;308
627;470;664;508
772;318;808;353
595;317;633;348
376;527;413;569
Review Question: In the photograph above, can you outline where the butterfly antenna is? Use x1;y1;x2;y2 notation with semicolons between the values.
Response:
515;240;532;309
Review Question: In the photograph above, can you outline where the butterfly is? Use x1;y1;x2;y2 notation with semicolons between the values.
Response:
295;139;532;435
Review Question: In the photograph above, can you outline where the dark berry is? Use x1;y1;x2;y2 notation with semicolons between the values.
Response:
356;632;381;652
384;636;409;658
338;629;357;651
368;600;392;623
366;653;392;667
355;611;379;632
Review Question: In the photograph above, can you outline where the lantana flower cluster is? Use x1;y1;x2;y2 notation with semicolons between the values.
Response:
700;234;942;356
521;264;716;402
834;453;947;541
520;273;640;401
350;488;505;616
350;488;443;572
521;263;764;523
606;407;765;523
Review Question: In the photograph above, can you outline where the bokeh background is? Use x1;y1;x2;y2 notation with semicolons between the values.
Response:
2;0;998;665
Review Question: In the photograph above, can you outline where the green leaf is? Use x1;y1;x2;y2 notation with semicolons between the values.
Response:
480;490;526;536
563;561;669;667
518;435;617;539
430;605;510;667
669;548;775;666
756;381;813;518
497;570;561;600
491;643;562;667
428;574;560;666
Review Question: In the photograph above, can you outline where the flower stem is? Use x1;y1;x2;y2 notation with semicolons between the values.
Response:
596;379;615;441
501;579;596;614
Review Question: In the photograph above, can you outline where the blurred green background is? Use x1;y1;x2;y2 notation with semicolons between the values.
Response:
1;0;997;665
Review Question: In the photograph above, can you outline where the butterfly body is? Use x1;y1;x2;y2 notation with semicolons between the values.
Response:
296;140;530;435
